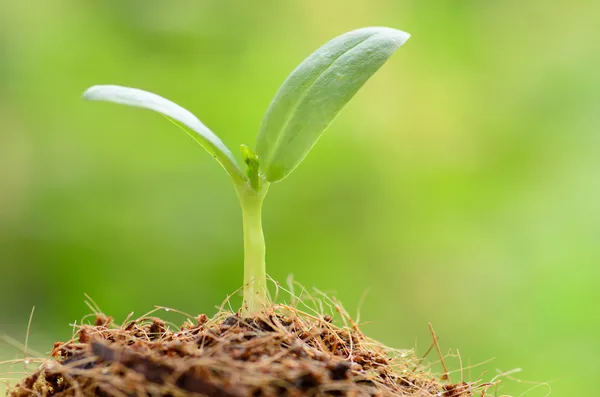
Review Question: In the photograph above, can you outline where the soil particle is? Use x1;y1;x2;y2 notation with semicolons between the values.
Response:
328;362;351;381
8;306;484;397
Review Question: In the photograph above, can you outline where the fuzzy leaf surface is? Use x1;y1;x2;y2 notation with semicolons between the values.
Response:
83;85;245;183
255;27;410;182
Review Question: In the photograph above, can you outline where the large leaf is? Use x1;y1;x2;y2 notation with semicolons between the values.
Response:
255;27;410;182
83;85;245;183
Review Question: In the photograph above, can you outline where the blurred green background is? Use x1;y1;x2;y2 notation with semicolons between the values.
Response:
1;1;598;396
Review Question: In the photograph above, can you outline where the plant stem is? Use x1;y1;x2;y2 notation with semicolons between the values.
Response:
237;184;270;314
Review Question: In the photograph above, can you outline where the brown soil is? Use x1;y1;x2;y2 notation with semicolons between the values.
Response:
7;305;492;397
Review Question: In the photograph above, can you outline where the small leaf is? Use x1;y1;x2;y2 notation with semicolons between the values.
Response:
83;85;245;184
240;144;261;191
255;27;410;182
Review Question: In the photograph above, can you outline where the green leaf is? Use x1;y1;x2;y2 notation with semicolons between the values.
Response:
83;85;246;184
255;27;410;182
240;144;261;192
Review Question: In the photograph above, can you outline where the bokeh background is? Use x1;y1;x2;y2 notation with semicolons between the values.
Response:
1;1;598;396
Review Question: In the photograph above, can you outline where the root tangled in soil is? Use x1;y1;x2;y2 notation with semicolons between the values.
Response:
8;305;490;397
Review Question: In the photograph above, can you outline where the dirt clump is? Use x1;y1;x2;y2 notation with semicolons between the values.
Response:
8;306;483;397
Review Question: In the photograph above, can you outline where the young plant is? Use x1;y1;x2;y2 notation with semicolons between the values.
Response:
83;27;410;314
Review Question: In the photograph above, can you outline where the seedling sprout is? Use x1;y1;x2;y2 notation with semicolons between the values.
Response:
83;27;410;314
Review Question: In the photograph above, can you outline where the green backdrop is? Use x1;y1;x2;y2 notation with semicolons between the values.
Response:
1;1;598;396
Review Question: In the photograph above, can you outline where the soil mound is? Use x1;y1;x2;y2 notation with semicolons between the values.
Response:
8;306;482;397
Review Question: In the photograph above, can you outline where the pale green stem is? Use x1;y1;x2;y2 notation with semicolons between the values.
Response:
236;183;270;314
